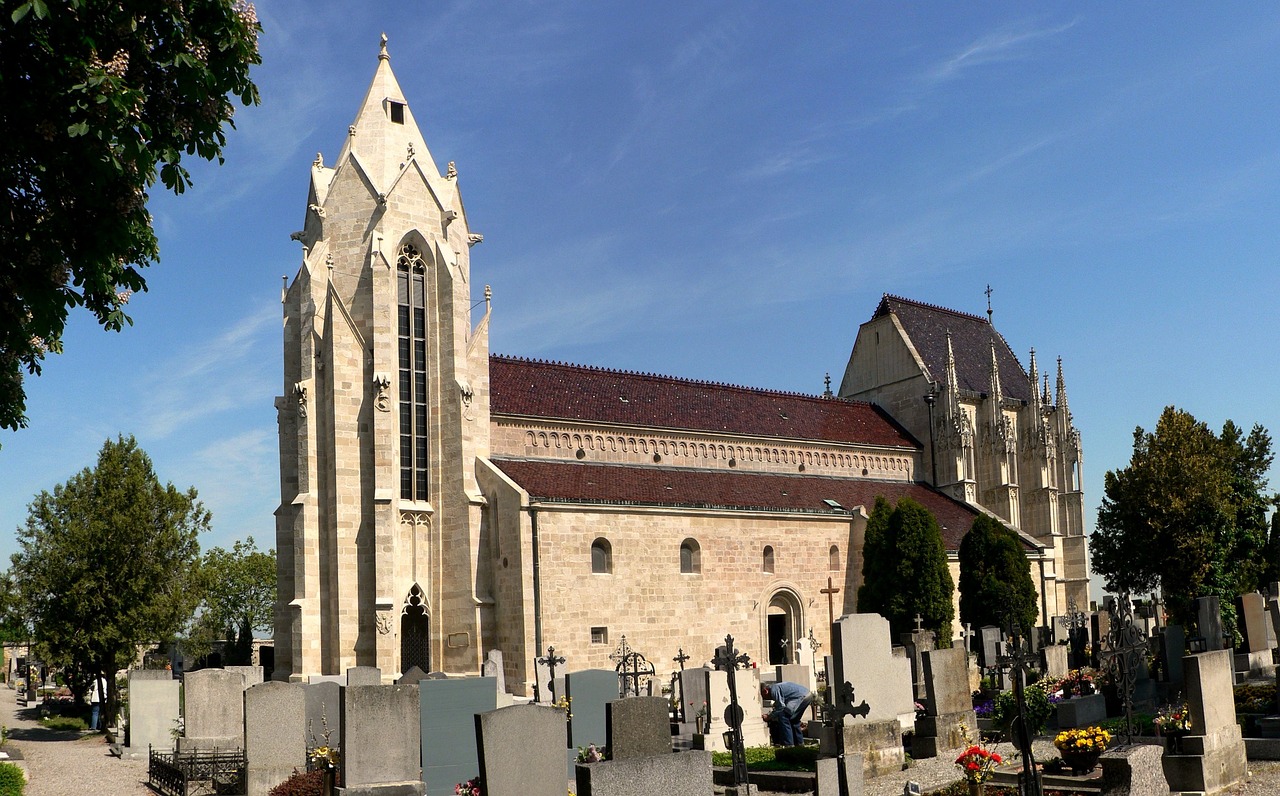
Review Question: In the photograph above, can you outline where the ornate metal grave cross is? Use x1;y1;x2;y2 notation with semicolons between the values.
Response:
1101;591;1148;745
1064;597;1089;665
997;623;1044;796
610;635;656;698
821;577;842;629
534;645;565;703
828;679;871;796
711;634;752;790
672;647;691;722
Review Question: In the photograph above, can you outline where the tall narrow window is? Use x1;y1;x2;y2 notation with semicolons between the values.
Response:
762;545;775;574
829;545;840;571
591;538;612;574
398;244;429;501
680;538;701;574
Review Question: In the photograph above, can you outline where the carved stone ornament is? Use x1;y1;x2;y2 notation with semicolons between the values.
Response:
376;610;393;635
460;381;475;422
467;233;484;246
445;161;457;179
294;381;308;418
313;152;324;168
308;203;326;218
373;373;392;412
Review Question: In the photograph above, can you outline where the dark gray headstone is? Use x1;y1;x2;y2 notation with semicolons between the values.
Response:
1162;625;1185;689
980;626;1002;669
567;669;618;749
421;677;498;796
476;704;566;796
1196;596;1225;651
1237;593;1269;653
244;681;306;796
346;666;382;686
303;680;342;747
398;666;429;684
340;684;421;789
606;696;671;760
921;648;968;716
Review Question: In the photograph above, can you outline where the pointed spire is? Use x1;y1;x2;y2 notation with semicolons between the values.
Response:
333;34;442;193
1056;356;1069;414
944;332;960;414
1042;374;1051;407
1028;348;1041;413
988;340;1003;408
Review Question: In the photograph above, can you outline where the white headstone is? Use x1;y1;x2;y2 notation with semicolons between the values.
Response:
832;613;915;728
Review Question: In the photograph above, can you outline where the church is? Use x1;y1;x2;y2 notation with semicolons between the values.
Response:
272;42;1088;691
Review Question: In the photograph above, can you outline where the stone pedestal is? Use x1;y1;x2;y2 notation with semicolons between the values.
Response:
1161;650;1248;795
841;718;903;778
910;711;976;758
1099;744;1168;796
1056;693;1106;728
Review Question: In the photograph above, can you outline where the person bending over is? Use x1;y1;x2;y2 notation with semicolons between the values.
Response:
761;680;813;746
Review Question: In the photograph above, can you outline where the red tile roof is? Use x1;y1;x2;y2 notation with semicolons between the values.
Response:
489;355;919;449
873;295;1031;402
491;458;985;551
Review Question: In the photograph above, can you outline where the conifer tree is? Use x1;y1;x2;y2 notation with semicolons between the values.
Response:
957;513;1037;634
859;496;955;641
856;496;894;617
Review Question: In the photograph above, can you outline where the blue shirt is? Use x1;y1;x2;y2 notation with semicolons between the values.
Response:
767;681;810;718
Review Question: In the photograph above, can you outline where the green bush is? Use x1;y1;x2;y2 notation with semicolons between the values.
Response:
1234;682;1275;714
990;683;1052;735
0;762;24;796
1099;712;1156;736
268;768;325;796
772;745;819;771
711;745;824;772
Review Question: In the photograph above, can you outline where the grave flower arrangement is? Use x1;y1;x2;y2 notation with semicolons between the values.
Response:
954;724;1002;784
454;776;483;796
1053;725;1111;754
1153;703;1191;736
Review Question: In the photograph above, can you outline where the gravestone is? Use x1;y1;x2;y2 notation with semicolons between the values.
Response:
910;647;976;759
421;677;498;796
340;684;424;795
244;681;306;796
679;667;711;733
1099;744;1169;796
308;674;346;686
814;753;865;796
475;704;566;796
346;666;382;686
1090;612;1111;666
1195;596;1224;651
1161;649;1247;795
831;613;914;776
180;668;245;751
1043;644;1068;680
483;650;507;694
1235;593;1273;678
126;669;180;755
398;666;429;684
226;665;264;688
792;637;818;691
574;751;713;796
1161;625;1186;689
303;680;342;747
979;626;1002;670
681;667;768;751
899;622;935;701
606;696;671;759
1051;616;1069;645
566;669;618;751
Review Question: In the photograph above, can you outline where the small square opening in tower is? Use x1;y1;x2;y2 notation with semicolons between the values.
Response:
590;627;608;645
389;101;405;124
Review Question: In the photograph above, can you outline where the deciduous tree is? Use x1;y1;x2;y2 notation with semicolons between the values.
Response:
194;537;274;665
10;435;207;722
1091;407;1274;636
0;0;260;436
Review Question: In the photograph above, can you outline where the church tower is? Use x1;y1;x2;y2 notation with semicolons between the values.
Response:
274;38;491;681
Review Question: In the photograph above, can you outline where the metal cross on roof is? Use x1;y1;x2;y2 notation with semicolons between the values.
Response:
711;635;752;789
1102;591;1148;745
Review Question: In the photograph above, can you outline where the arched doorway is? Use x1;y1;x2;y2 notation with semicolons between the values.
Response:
766;590;802;665
401;584;429;674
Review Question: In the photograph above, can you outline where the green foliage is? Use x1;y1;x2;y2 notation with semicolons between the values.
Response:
0;761;22;796
10;436;207;725
1092;408;1274;635
990;683;1052;736
957;514;1037;634
268;768;326;796
772;745;820;770
40;715;86;732
0;0;261;437
710;746;799;770
1234;681;1276;714
191;537;275;664
857;496;956;639
1098;712;1157;736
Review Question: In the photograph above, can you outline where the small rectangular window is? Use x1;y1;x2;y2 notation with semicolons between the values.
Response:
389;101;405;124
590;627;608;645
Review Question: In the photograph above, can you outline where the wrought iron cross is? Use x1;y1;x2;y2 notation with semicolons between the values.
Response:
997;623;1044;796
1102;591;1148;745
672;648;691;722
535;645;565;703
711;635;752;789
828;680;870;796
610;635;655;698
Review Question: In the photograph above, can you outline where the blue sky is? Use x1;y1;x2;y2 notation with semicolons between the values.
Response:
2;3;1278;601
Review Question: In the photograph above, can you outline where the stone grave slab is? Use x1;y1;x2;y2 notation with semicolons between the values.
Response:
397;666;429;685
1043;644;1068;679
606;696;670;760
833;614;915;726
421;677;497;796
1196;596;1224;651
1100;743;1168;796
1162;624;1185;688
226;665;264;688
1056;693;1106;728
340;684;423;794
244;681;306;796
180;668;245;751
308;674;347;686
911;647;976;759
483;650;507;694
566;669;617;750
1162;649;1247;795
304;680;342;747
126;669;180;755
979;626;1002;670
1238;593;1269;653
475;704;566;796
574;751;712;796
346;666;382;686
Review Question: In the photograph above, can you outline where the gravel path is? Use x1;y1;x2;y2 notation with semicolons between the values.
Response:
0;685;150;796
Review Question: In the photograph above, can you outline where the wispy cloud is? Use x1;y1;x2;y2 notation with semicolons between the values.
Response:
925;18;1080;85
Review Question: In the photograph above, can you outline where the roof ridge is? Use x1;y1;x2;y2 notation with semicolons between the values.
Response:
489;353;882;407
880;294;991;325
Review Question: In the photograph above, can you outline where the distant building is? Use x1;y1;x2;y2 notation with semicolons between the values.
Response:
273;42;1086;690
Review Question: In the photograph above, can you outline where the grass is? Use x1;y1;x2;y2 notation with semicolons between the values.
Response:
39;715;87;732
710;745;821;772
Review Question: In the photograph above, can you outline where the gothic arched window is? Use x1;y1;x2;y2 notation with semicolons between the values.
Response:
397;244;429;501
680;538;701;574
591;538;612;574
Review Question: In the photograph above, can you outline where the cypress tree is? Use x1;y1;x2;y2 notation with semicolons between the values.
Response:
958;513;1037;634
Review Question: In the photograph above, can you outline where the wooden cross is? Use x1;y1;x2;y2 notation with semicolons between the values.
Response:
821;576;841;629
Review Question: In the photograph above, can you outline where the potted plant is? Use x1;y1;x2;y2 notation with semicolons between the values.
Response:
1052;725;1111;775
